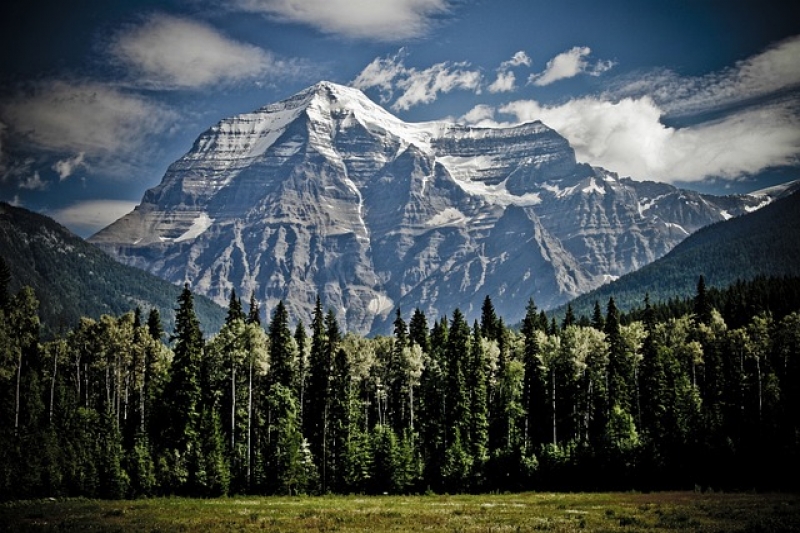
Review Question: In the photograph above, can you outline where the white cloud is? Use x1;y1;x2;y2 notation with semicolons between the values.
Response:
52;152;86;180
488;51;532;93
50;200;138;238
611;35;800;117
351;49;410;104
109;14;284;90
236;0;451;41
529;46;614;86
393;63;482;111
501;51;532;69
352;50;482;111
0;80;177;159
19;171;48;191
464;95;800;183
488;71;517;93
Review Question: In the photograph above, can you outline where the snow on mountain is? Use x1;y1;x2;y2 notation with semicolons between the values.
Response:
90;81;779;334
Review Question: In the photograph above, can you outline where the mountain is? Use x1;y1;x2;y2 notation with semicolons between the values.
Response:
554;184;800;318
0;202;226;338
90;81;780;335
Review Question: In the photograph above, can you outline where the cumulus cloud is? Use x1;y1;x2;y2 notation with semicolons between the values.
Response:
462;96;800;182
529;46;615;86
52;152;86;180
0;80;177;159
488;71;517;93
109;14;285;90
488;51;532;93
352;50;482;111
235;0;452;41
50;200;138;238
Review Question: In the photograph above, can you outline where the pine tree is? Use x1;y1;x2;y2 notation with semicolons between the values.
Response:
409;308;430;354
467;321;489;485
480;295;500;341
226;289;245;325
160;284;204;493
246;292;261;326
146;308;164;342
268;301;296;390
521;299;547;450
592;301;605;331
694;275;712;326
442;309;472;489
304;296;328;483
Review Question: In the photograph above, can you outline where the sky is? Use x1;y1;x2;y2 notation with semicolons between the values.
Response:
0;0;799;238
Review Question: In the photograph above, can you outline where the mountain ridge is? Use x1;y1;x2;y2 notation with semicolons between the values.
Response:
0;202;226;338
90;81;784;334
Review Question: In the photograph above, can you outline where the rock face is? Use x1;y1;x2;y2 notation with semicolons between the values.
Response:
90;82;771;334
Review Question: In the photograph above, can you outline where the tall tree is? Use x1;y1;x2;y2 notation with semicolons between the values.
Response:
268;301;296;390
159;284;204;493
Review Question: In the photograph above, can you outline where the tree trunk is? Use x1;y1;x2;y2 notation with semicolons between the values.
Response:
14;349;22;436
49;346;58;425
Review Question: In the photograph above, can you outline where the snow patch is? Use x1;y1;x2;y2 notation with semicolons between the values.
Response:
175;213;214;242
367;294;394;315
582;178;605;195
427;207;467;227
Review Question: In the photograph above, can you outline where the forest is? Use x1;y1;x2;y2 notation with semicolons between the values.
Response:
1;261;799;500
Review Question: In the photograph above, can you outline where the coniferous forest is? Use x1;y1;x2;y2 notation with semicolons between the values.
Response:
2;260;800;500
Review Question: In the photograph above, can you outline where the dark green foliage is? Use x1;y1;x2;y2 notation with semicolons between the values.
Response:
555;190;800;320
0;203;226;338
3;273;800;500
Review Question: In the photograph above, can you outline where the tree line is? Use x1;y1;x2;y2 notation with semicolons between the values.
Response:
1;263;799;499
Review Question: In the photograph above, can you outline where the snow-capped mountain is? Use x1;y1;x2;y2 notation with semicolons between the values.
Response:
90;81;778;334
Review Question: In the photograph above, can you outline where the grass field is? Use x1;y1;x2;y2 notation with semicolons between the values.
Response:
2;491;799;532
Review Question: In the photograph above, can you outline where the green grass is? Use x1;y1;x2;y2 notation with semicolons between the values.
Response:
2;492;799;532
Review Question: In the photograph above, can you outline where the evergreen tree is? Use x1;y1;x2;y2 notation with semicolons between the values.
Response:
268;301;296;390
605;297;633;415
0;256;11;311
562;304;576;330
146;308;164;342
442;309;472;490
304;296;329;484
226;289;245;325
694;275;713;326
521;299;547;450
480;295;500;341
592;301;605;331
468;321;489;486
159;284;204;494
264;384;312;494
246;292;261;326
409;308;430;354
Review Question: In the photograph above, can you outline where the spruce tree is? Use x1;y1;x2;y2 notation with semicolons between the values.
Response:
409;308;430;354
521;299;547;450
268;301;296;390
160;283;204;493
246;292;261;326
468;321;489;485
146;308;164;342
480;295;499;341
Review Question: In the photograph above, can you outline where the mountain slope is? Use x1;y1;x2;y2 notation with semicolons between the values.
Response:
556;186;800;317
90;81;778;334
0;203;226;338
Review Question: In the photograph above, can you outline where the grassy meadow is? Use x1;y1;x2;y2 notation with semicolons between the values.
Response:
2;491;799;532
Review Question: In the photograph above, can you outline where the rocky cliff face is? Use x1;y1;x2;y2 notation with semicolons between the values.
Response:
90;82;771;334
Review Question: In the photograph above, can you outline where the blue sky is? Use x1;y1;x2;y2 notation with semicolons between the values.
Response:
1;0;798;237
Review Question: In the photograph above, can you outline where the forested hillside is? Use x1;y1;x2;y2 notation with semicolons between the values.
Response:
557;189;800;318
0;203;226;337
2;273;799;500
